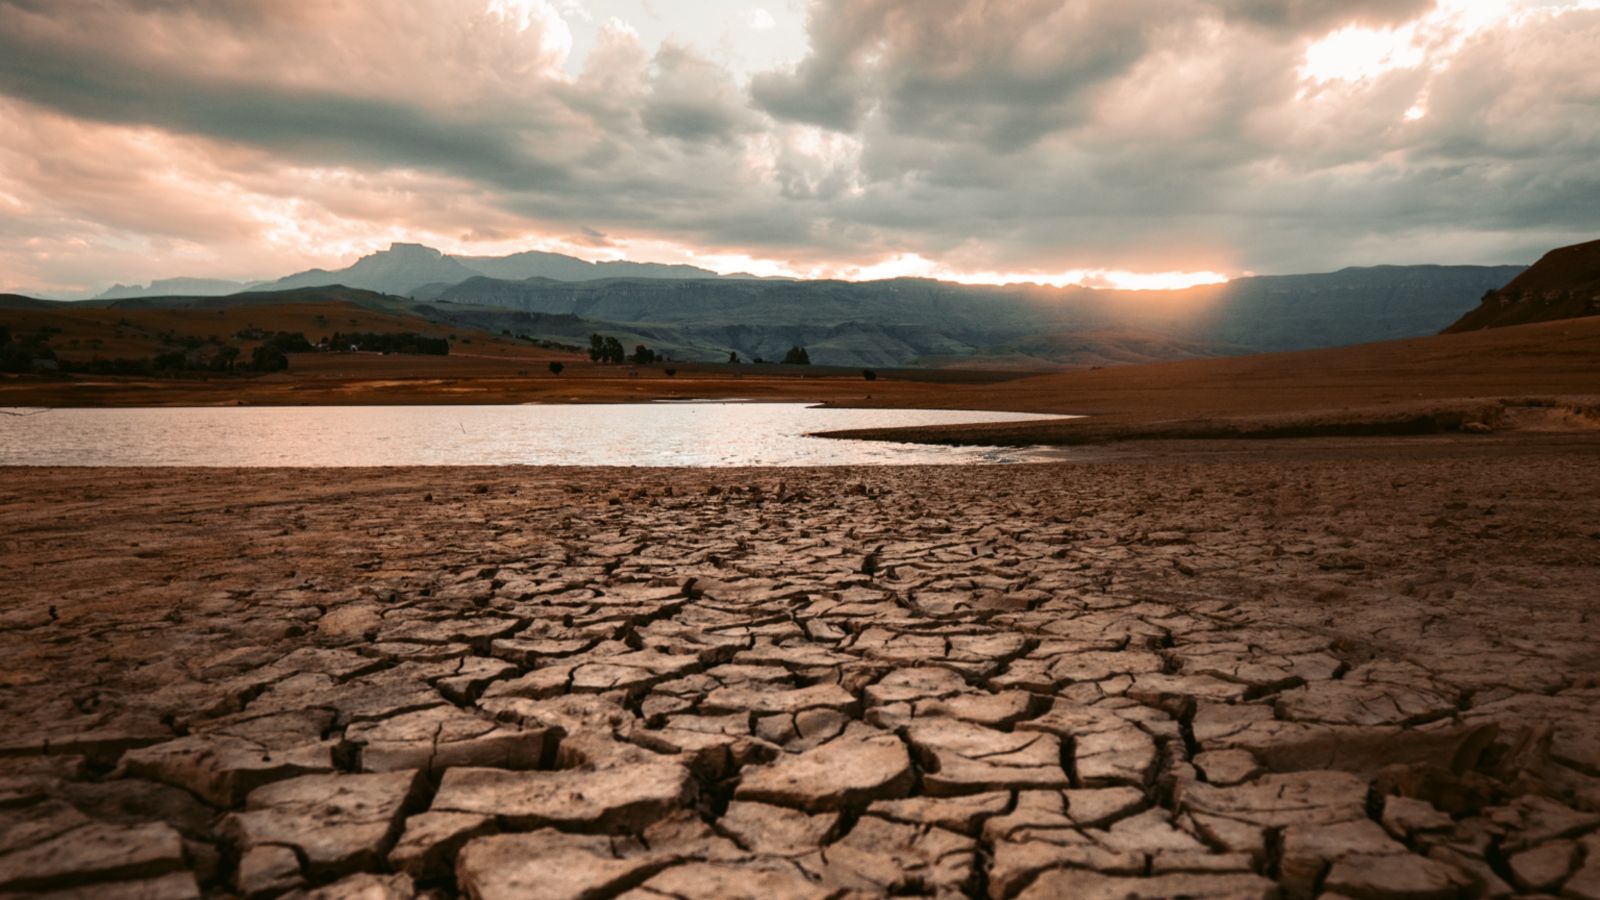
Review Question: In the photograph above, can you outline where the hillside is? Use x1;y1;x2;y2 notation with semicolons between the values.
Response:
820;315;1600;445
1444;238;1600;332
71;285;410;312
0;289;573;368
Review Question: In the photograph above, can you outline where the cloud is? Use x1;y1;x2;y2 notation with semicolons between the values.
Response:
641;42;760;144
1219;0;1438;34
0;0;1596;295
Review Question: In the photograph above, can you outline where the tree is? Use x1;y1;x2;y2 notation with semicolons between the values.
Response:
862;369;877;381
603;336;625;364
782;345;811;365
251;345;288;372
727;351;739;364
631;344;656;365
548;361;564;376
209;345;241;372
588;333;605;363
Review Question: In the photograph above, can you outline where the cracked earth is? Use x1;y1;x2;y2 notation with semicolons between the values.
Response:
2;440;1599;899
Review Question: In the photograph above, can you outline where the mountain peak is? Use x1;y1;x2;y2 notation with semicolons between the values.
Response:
382;242;445;258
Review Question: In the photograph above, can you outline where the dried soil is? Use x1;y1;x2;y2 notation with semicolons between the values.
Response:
2;437;1599;897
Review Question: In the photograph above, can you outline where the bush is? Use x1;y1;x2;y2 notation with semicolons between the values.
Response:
0;327;62;373
631;344;657;365
548;361;564;376
862;369;877;381
0;343;35;373
262;331;314;354
664;368;677;377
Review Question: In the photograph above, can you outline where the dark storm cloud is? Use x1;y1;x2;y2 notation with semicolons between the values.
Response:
752;0;1166;147
0;0;1596;295
0;39;552;185
640;44;761;144
1219;0;1439;33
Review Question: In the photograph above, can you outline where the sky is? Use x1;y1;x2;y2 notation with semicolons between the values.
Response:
0;0;1597;297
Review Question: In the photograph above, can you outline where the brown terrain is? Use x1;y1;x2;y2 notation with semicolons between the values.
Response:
3;440;1599;898
1445;239;1600;333
821;316;1600;446
0;298;569;365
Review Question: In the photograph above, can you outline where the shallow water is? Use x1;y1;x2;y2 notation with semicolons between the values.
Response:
0;402;1066;467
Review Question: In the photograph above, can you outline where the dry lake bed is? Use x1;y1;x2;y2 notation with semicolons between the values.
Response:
2;435;1599;898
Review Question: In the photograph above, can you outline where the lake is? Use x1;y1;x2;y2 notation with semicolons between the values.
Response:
0;403;1066;467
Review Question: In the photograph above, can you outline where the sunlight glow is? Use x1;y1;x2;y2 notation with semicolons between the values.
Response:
816;253;1230;291
1300;24;1424;84
1294;1;1600;124
1299;0;1600;88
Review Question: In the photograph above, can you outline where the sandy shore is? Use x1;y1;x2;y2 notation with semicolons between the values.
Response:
2;438;1598;897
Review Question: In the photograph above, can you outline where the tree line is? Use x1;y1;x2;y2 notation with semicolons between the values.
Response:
329;331;449;356
588;333;664;366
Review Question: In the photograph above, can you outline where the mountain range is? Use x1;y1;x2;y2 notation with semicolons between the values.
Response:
91;243;745;300
409;264;1525;366
62;242;1532;367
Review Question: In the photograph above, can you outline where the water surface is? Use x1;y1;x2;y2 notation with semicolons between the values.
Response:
0;403;1065;467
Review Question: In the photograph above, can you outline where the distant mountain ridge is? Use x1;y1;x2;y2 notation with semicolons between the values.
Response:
413;264;1523;366
454;250;744;284
1444;239;1600;332
94;277;263;300
42;244;1531;368
252;243;736;297
85;243;743;301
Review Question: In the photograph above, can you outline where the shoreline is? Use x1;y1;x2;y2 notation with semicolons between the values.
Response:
818;395;1600;446
4;316;1597;449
